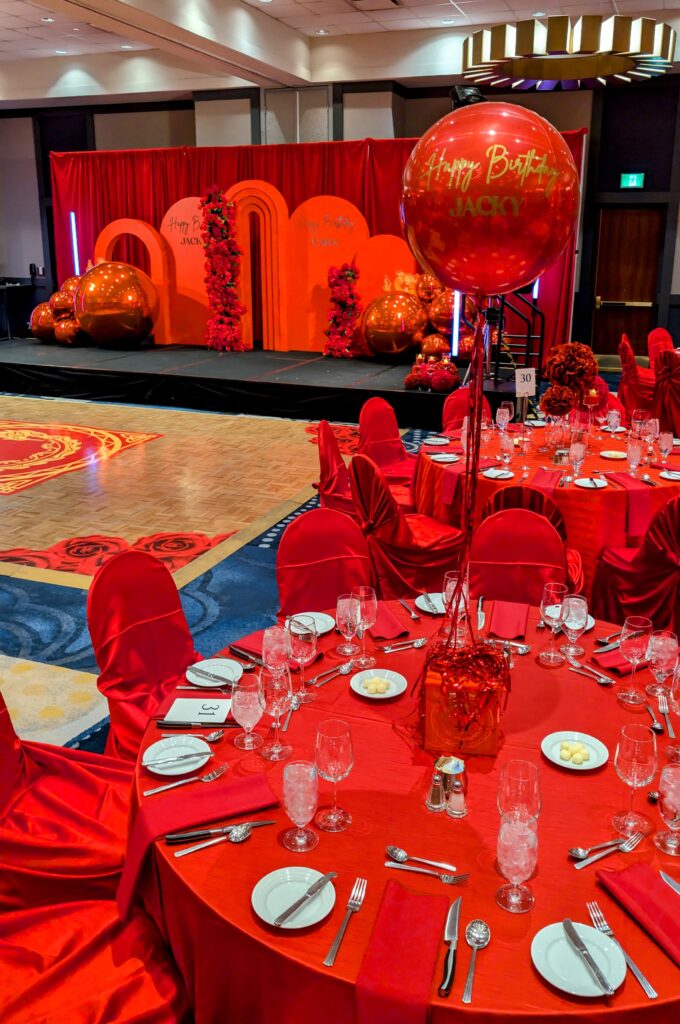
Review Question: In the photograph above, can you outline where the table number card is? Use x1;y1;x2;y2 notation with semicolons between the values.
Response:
515;367;537;397
164;698;232;723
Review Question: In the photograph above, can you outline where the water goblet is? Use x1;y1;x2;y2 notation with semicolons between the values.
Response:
538;582;568;667
282;760;319;853
443;569;468;642
315;719;353;832
658;431;673;466
654;764;680;855
606;408;621;433
497;760;541;819
495;406;510;434
560;595;589;658
518;430;532;458
336;593;360;657
499;433;514;467
630;409;647;438
667;666;680;763
612;722;657;836
262;625;291;675
496;811;538;914
287;614;318;704
568;440;585;480
645;630;678;698
627;439;643;478
480;416;493;449
618;615;653;706
352;585;377;670
231;674;264;750
258;666;293;762
500;400;515;425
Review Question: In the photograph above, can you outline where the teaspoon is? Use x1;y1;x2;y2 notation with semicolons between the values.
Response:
461;920;490;1004
282;694;301;731
386;845;457;873
645;703;664;734
568;838;626;860
161;729;225;743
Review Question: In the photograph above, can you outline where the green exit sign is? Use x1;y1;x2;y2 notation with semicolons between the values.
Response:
620;172;645;189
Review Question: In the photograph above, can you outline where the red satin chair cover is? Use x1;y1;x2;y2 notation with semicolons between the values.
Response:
0;900;190;1024
88;551;199;762
592;495;680;632
358;396;415;482
469;509;568;604
316;419;355;517
0;694;131;911
618;335;655;417
349;454;463;599
653;350;680;435
276;509;373;616
442;387;492;432
648;327;674;367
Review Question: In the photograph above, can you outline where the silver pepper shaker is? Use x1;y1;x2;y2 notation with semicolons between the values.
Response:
425;770;446;813
436;755;468;818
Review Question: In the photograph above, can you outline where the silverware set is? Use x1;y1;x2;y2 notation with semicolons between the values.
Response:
385;862;469;886
143;763;227;797
586;900;657;999
574;830;643;869
379;637;427;654
308;661;353;687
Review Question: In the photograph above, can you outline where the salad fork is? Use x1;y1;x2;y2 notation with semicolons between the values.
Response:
143;763;227;797
574;830;642;870
323;877;367;967
384;862;469;886
586;900;658;999
658;693;675;738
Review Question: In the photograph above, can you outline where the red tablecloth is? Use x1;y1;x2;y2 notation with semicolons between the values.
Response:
132;607;680;1024
413;432;680;595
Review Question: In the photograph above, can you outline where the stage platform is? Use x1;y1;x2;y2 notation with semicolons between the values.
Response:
0;338;515;430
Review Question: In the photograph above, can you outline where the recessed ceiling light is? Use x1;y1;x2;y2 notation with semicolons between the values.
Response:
441;18;455;25
41;16;55;23
257;0;273;4
533;10;547;16
316;28;328;35
73;28;80;32
120;44;133;49
55;50;67;55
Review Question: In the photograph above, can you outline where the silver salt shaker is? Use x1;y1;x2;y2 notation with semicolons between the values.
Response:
436;755;468;818
425;770;446;813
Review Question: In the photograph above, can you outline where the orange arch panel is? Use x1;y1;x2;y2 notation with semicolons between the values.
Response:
225;180;289;351
159;198;209;347
354;234;418;311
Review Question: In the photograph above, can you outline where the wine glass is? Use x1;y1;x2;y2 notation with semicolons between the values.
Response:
539;582;568;667
630;409;647;438
258;666;293;762
282;760;319;853
606;408;621;433
560;595;589;658
315;719;353;832
497;760;541;819
443;569;468;642
336;593;360;657
667;666;680;763
496;811;538;914
654;764;680;855
262;625;291;675
646;417;660;461
618;615;653;706
352;585;377;670
627;439;643;478
287;614;318;704
231;674;264;750
645;630;678;698
568;440;585;481
495;406;510;434
500;400;515;425
612;722;657;836
658;431;673;466
499;433;514;467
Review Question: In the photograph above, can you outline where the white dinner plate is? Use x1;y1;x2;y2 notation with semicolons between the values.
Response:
602;425;627;434
141;735;211;777
252;867;336;929
540;730;608;772
415;592;446;614
526;420;547;428
483;467;514;480
186;658;243;688
287;612;335;636
430;453;460;464
350;668;407;700
660;469;680;482
600;450;627;460
574;477;607;490
531;922;626;997
422;435;450;446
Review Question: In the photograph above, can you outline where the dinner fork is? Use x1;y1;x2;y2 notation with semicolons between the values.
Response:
586;900;658;999
143;764;227;797
323;877;367;967
658;693;675;739
574;830;642;870
384;862;469;886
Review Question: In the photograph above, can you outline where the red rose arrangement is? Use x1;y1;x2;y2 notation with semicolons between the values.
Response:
545;342;597;397
200;186;247;352
540;383;575;418
404;360;459;392
324;263;363;358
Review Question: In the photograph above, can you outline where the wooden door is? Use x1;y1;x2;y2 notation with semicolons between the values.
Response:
591;206;665;355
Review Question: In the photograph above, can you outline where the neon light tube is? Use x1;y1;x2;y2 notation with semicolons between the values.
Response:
451;290;461;357
70;211;81;276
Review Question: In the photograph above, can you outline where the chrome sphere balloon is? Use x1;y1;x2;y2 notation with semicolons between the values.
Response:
363;292;429;357
74;262;159;345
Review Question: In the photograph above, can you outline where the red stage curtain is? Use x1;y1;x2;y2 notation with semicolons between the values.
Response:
51;132;585;353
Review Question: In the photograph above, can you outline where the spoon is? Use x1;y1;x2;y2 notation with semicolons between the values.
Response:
461;920;490;1004
161;729;225;743
311;662;354;687
381;638;427;654
282;694;301;731
386;845;457;873
228;823;253;844
641;473;658;487
645;702;665;734
568;838;626;860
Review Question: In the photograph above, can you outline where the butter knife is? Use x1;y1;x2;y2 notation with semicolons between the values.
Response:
438;896;461;998
156;720;239;729
187;666;237;686
143;750;214;769
562;919;614;995
273;871;337;927
422;591;440;614
660;870;680;896
165;818;277;845
229;645;264;666
477;597;485;633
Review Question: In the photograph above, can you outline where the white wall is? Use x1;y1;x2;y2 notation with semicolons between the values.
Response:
343;91;394;140
264;87;330;143
94;108;195;149
195;97;251;146
0;118;43;278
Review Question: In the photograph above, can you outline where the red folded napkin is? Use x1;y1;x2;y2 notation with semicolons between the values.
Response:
604;473;653;537
369;603;409;641
355;880;448;1024
440;464;465;505
531;468;563;498
117;772;277;920
597;863;680;967
488;600;530;640
651;459;680;470
591;647;645;676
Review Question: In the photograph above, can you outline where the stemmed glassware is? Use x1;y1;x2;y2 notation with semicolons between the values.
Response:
480;416;493;449
645;630;678;698
560;595;589;659
606;408;621;433
443;569;468;642
538;582;568;667
497;760;541;819
668;667;680;763
231;674;264;750
499;433;514;467
618;615;653;706
336;593;360;657
654;764;680;856
568;440;585;481
262;625;291;675
496;811;538;914
627;438;643;478
287;614;318;704
282;760;319;853
500;400;515;426
658;431;674;466
352;586;377;670
258;666;293;762
315;719;353;832
630;409;647;438
612;722;657;836
495;406;511;433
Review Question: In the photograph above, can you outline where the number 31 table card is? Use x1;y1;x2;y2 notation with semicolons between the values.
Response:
163;698;232;724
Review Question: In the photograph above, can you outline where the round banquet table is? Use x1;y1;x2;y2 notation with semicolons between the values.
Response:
413;429;680;595
134;606;680;1024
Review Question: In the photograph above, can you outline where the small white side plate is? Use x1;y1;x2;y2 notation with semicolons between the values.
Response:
540;730;608;771
531;922;625;997
141;735;211;777
602;426;627;434
415;592;445;614
600;451;627;460
252;867;336;929
287;612;335;636
186;658;243;688
660;469;680;481
526;420;547;428
422;435;450;446
574;477;607;490
430;453;460;464
544;607;595;633
350;668;407;700
483;468;514;479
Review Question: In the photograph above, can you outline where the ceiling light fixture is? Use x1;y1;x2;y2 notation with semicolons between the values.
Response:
316;28;328;35
41;16;55;23
55;50;67;55
120;44;133;49
532;11;546;16
441;19;455;26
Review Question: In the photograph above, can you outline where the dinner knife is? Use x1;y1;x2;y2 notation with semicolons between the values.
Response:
165;819;277;845
438;896;461;998
143;750;214;769
174;820;276;857
273;871;338;927
660;870;680;896
187;666;237;686
156;720;239;729
562;919;614;996
422;591;440;614
229;645;264;666
477;597;485;633
596;629;644;654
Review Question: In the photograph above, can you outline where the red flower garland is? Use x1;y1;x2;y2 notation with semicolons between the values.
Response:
200;186;247;352
324;263;364;358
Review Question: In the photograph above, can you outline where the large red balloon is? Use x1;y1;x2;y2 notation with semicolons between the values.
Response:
401;102;580;297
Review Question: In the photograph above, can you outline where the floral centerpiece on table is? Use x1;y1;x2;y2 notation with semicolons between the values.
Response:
324;263;364;358
201;186;247;352
541;341;598;417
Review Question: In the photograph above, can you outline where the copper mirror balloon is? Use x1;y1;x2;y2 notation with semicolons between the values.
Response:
49;290;74;320
74;262;159;345
363;292;428;357
416;273;444;306
54;318;87;346
29;302;57;343
60;276;81;300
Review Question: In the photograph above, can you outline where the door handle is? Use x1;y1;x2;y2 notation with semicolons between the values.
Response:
595;297;653;309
